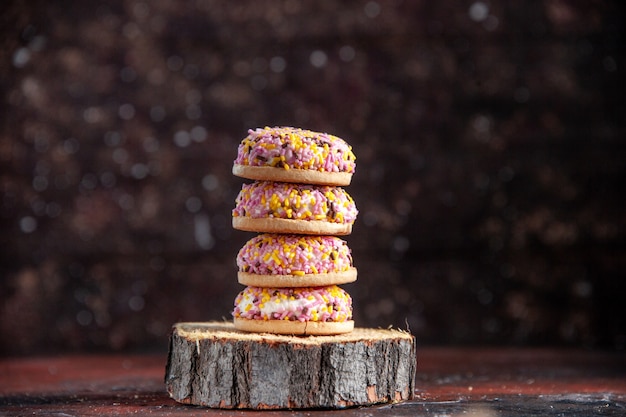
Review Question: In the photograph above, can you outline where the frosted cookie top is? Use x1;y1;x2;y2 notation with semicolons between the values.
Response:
233;127;356;185
237;234;353;276
235;126;356;172
232;181;358;224
233;286;352;322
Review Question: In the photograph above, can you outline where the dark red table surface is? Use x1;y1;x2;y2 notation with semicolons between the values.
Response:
1;348;624;416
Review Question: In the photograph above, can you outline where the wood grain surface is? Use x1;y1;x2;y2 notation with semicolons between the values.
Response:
165;322;416;409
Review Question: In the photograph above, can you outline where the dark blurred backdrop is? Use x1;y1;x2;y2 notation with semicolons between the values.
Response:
1;0;624;355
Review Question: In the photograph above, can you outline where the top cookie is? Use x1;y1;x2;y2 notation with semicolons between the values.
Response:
233;126;356;186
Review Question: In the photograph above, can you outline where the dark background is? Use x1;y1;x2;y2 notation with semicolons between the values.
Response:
1;0;624;355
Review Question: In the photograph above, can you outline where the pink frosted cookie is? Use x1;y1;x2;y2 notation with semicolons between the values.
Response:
232;181;358;235
233;126;356;186
233;285;354;335
237;234;357;287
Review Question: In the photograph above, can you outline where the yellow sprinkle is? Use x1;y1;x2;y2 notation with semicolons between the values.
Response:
293;270;305;276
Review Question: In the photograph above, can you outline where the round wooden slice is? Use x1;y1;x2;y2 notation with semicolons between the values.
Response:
165;321;416;409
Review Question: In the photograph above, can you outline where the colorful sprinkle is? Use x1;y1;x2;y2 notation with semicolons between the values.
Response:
232;181;358;224
232;286;352;322
237;234;353;275
234;127;356;173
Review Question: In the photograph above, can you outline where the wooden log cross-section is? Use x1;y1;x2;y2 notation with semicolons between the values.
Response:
165;322;417;409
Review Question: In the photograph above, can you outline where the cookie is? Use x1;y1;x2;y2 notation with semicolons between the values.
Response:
237;234;357;287
233;318;354;335
233;126;356;186
232;181;358;235
232;286;354;335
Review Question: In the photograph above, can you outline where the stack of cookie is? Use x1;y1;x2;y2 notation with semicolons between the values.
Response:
230;126;358;335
